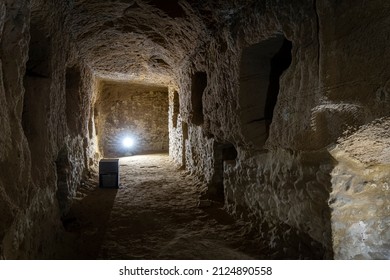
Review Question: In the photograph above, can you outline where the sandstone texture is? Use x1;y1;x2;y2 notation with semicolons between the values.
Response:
0;0;389;259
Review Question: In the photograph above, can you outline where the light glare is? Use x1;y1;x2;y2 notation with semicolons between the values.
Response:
122;137;134;148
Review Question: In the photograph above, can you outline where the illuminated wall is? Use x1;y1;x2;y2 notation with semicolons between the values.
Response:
95;81;169;157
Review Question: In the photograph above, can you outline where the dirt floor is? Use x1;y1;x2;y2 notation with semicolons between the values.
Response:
61;154;268;260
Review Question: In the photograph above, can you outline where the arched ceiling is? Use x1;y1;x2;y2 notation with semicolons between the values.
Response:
68;0;245;85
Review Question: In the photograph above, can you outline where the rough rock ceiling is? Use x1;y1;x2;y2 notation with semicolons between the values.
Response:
68;0;246;85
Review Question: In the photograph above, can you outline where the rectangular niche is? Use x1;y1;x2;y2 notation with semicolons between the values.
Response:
239;35;292;149
95;81;169;157
190;72;207;125
172;90;180;128
65;66;82;136
22;13;52;184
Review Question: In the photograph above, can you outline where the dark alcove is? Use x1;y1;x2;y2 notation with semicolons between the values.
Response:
190;72;207;126
264;38;292;135
239;35;292;149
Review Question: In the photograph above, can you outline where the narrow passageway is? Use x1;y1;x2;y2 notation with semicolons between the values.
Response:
64;154;266;260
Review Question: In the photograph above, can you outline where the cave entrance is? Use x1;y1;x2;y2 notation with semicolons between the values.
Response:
94;81;169;158
239;35;292;149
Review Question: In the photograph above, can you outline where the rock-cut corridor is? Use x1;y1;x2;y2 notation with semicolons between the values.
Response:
1;0;389;260
63;154;264;260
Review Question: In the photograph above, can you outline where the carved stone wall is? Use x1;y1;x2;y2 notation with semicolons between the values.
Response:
1;0;389;259
95;81;169;157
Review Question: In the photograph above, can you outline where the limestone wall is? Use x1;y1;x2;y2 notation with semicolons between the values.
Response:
329;118;390;259
168;88;185;166
170;0;390;258
0;0;95;258
319;0;390;259
169;0;334;258
95;81;169;157
1;0;389;260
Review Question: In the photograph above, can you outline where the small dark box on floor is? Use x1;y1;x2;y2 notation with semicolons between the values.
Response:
99;159;119;188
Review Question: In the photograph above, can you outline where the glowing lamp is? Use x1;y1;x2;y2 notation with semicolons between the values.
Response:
122;137;134;148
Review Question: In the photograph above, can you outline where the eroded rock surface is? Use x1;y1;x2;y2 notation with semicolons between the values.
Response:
329;118;390;259
1;0;389;259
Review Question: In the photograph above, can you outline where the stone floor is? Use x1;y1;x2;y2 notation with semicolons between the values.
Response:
61;154;267;259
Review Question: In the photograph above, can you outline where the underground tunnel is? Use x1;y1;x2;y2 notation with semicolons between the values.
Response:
0;0;390;260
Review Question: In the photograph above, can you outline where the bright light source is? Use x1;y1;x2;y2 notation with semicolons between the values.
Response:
122;137;134;148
